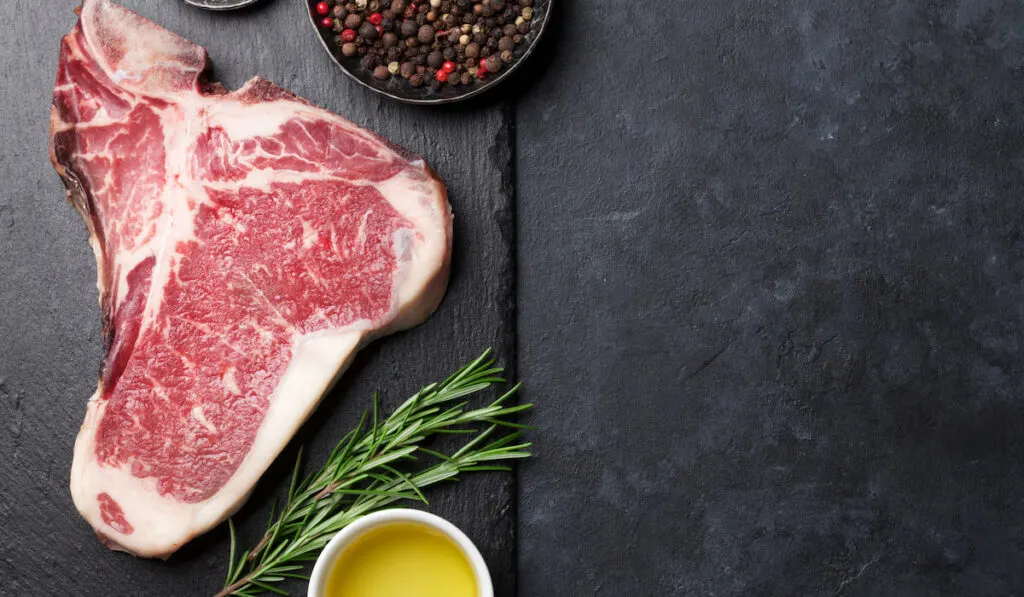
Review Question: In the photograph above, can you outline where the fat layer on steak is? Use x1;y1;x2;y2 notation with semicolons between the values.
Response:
50;0;452;558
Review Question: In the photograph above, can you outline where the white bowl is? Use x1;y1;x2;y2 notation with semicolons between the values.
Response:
307;508;493;597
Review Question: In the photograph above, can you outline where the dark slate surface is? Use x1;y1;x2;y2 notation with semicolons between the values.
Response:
517;0;1024;596
0;1;515;595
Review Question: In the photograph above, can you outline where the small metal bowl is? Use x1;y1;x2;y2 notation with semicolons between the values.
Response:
185;0;264;9
306;0;551;105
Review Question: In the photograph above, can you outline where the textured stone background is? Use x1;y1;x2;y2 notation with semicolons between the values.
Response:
2;0;1024;595
0;0;514;595
517;0;1024;595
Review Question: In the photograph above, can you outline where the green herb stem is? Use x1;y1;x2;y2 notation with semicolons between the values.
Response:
214;350;530;597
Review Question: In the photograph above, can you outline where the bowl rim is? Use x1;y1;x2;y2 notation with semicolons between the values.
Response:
306;508;494;597
183;0;264;10
305;0;552;105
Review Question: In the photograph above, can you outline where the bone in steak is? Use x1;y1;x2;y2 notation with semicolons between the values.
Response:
50;0;451;558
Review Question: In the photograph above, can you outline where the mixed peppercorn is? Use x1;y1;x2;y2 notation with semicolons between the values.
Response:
315;0;535;90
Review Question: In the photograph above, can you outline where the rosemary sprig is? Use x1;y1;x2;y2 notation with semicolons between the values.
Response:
215;350;531;597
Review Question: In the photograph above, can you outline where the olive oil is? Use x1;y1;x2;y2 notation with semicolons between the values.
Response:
326;522;477;597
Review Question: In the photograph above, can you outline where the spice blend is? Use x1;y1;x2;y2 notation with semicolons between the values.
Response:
315;0;535;90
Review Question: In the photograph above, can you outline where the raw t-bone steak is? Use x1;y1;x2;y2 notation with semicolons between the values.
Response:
50;0;451;557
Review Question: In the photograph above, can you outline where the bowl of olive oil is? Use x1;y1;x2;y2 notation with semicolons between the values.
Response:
308;509;492;597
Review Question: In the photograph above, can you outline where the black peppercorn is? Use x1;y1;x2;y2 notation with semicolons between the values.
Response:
413;54;427;66
391;0;405;13
486;37;498;49
485;54;501;72
500;49;513;62
409;73;425;87
448;30;461;43
360;22;380;40
373;65;390;80
417;24;435;43
503;24;517;36
400;19;418;37
387;46;402;61
517;21;530;34
447;72;460;85
344;13;361;28
400;61;416;77
473;32;487;44
465;42;480;58
341;42;358;56
382;31;398;46
498;36;514;51
512;33;522;43
460;72;473;85
480;46;491;57
381;17;394;31
362;54;381;69
332;5;346;17
427;50;444;68
442;47;456;60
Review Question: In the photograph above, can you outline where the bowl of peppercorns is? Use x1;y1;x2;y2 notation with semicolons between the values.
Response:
308;0;549;104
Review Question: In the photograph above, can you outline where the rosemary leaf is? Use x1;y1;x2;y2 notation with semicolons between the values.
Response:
214;350;530;597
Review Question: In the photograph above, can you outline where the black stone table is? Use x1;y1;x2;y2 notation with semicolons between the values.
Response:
3;1;1024;595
